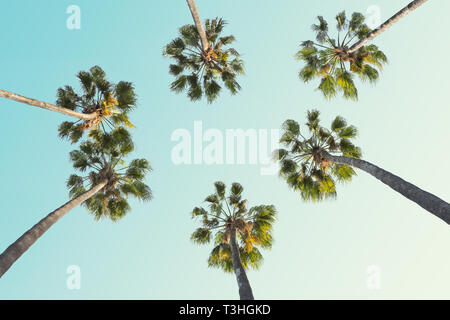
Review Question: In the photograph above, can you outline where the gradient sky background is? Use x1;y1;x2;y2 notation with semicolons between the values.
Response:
1;0;449;299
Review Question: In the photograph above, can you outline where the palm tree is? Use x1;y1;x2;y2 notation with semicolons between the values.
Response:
164;8;244;103
297;12;387;100
298;0;428;100
0;127;152;278
191;182;277;300
274;110;450;224
0;66;136;143
57;66;137;143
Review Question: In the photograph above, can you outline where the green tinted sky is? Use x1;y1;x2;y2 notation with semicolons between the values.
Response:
0;0;449;299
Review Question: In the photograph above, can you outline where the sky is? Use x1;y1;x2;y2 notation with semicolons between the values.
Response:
0;0;449;299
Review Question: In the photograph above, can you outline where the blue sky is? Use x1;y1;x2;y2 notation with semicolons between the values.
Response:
1;0;449;299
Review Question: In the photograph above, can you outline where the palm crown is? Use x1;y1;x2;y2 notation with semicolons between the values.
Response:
57;66;137;143
67;127;152;221
191;182;276;273
164;18;244;103
275;109;362;201
297;12;387;100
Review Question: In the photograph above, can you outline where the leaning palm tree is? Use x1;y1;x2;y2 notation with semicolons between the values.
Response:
0;66;136;143
274;110;450;224
297;12;387;100
191;182;276;300
57;66;137;143
163;1;244;103
298;0;428;100
0;127;152;278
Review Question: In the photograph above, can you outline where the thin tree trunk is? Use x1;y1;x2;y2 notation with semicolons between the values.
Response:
185;0;209;52
229;227;255;300
0;89;97;121
0;181;107;278
321;152;450;224
348;0;428;53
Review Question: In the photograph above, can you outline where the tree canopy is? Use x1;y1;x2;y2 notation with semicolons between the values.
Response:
67;127;152;221
57;66;137;143
297;12;387;100
164;18;244;103
275;110;361;201
191;182;276;273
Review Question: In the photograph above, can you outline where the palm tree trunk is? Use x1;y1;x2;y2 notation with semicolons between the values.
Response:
348;0;428;53
321;152;450;224
0;89;97;121
185;0;209;52
0;181;107;278
229;227;255;300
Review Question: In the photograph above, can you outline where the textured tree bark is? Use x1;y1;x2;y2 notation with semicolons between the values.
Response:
322;152;450;224
348;0;428;53
229;227;255;300
0;181;107;278
0;89;97;120
185;0;209;52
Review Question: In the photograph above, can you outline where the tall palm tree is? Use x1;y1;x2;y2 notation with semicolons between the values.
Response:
191;182;277;300
57;66;137;143
297;12;387;100
0;66;136;143
0;127;152;278
298;0;428;100
274;110;450;224
164;9;244;103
